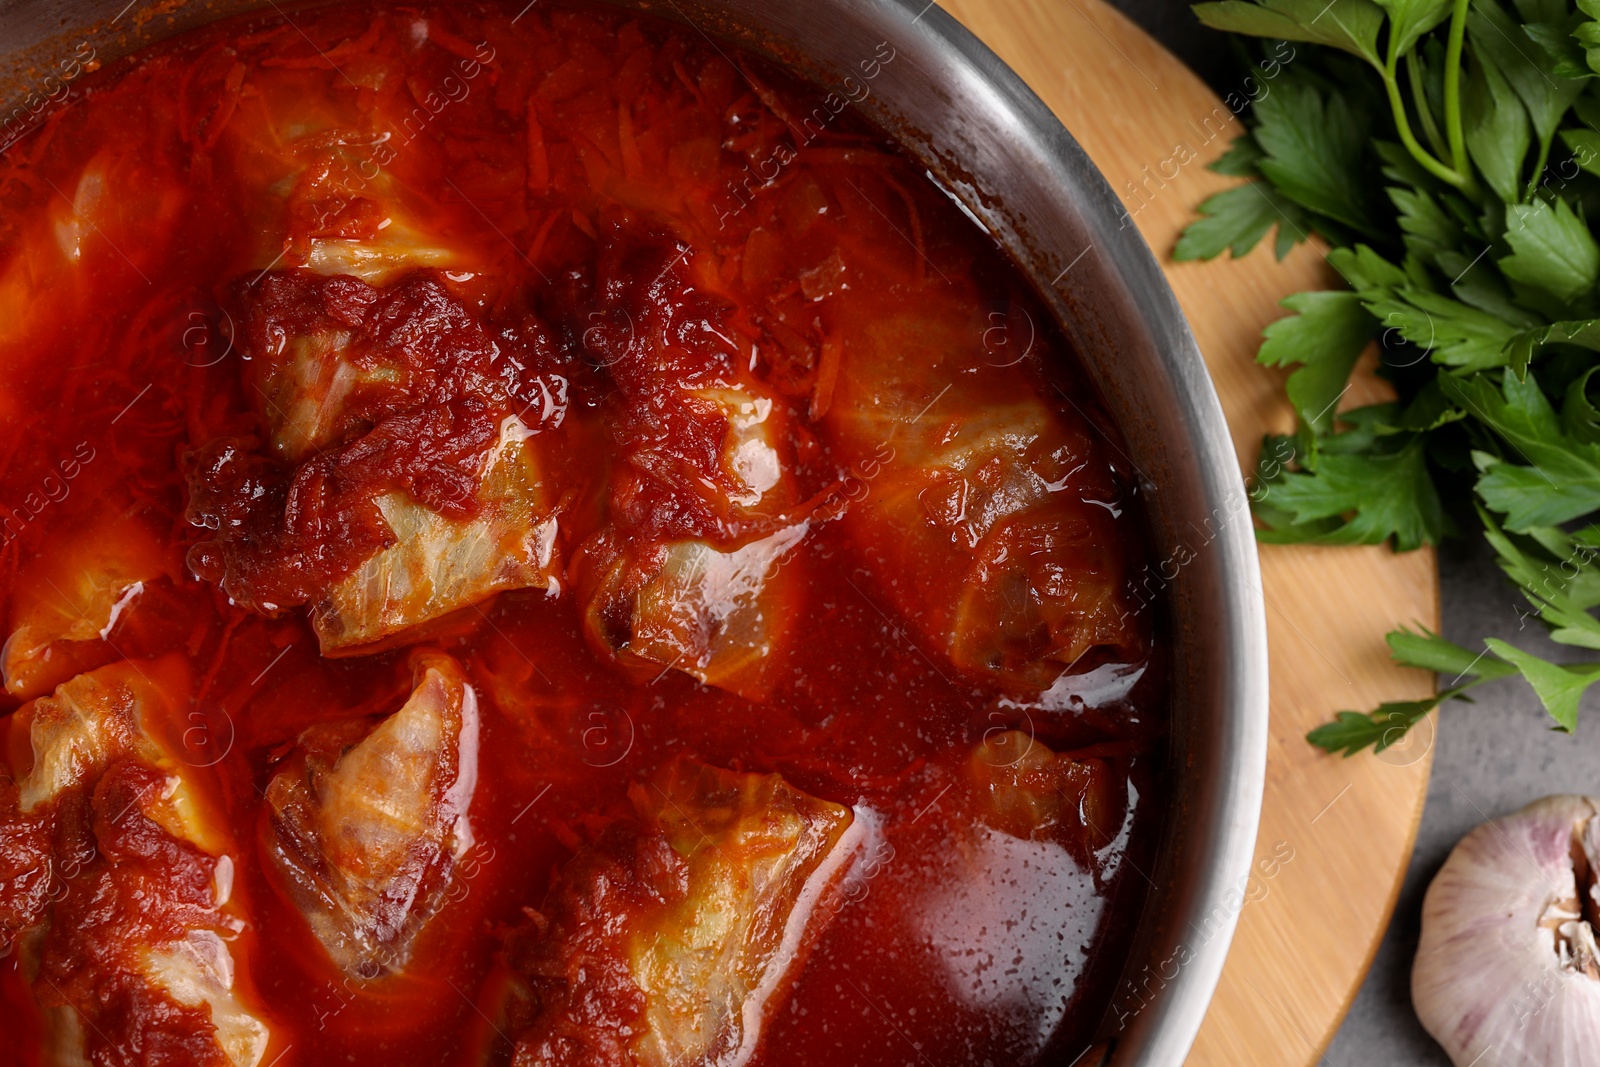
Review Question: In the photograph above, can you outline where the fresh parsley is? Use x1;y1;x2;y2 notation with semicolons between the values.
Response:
1181;0;1600;750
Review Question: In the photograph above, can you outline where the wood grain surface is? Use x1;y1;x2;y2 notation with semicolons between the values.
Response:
934;1;1443;1063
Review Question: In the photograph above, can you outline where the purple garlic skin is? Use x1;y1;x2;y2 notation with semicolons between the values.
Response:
1414;795;1600;1067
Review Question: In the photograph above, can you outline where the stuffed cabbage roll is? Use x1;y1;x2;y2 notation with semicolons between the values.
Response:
823;301;1141;692
966;730;1121;868
214;42;490;283
309;408;562;653
573;522;806;700
262;648;480;977
501;758;859;1067
2;659;271;1067
186;268;568;655
571;230;810;699
182;37;573;655
2;506;165;699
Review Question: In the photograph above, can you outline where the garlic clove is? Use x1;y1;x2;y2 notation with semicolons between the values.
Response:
1414;795;1600;1067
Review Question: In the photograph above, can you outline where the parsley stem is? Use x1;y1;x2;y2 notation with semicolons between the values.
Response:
1382;66;1469;190
1443;0;1471;185
1525;136;1552;202
1382;13;1470;190
1406;51;1448;163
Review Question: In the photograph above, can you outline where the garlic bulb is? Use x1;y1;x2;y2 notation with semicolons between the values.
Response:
1414;795;1600;1066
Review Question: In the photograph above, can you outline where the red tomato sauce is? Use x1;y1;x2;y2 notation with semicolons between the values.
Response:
0;3;1167;1065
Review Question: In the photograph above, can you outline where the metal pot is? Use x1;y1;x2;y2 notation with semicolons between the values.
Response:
0;1;1269;1063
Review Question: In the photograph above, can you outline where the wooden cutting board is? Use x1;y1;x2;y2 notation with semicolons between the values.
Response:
936;0;1442;1063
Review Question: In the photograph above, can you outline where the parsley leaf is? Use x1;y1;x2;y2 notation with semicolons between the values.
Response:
1307;696;1451;755
1328;243;1411;289
1483;638;1600;729
1524;16;1592;78
1328;245;1524;370
1387;624;1519;678
1566;366;1600;441
1173;181;1311;260
1373;0;1455;55
1210;133;1266;176
1462;49;1532;203
1562;127;1600;176
1577;0;1600;74
1258;290;1376;432
1390;184;1460;263
1469;0;1587;176
1362;286;1523;369
1192;0;1386;66
1253;77;1379;233
1499;197;1600;305
1479;506;1600;647
1444;370;1600;527
1506;318;1600;375
1255;421;1446;549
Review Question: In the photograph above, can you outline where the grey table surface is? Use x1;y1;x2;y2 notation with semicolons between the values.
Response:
1081;3;1600;1064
